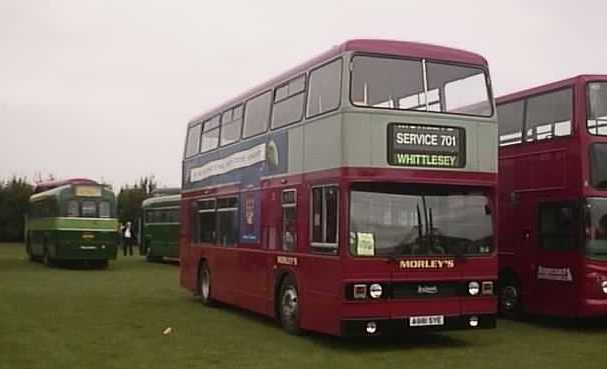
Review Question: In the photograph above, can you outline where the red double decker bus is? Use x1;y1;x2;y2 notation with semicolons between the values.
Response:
497;75;607;318
180;39;498;336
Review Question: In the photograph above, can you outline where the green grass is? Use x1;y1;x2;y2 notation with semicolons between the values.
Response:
1;242;607;369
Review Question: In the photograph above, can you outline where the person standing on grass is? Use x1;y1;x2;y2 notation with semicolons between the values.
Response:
122;221;134;256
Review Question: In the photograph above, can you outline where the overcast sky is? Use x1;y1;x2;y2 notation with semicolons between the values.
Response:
1;0;605;189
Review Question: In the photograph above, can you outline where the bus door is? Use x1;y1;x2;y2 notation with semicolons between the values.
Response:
530;200;580;315
236;190;268;315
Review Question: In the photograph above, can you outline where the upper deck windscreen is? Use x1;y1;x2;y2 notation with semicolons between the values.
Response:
351;56;492;117
588;82;607;135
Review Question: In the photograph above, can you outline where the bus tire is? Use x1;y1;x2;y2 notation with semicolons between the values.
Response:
499;277;522;319
25;239;35;262
198;262;214;306
97;260;109;269
278;275;302;335
43;248;54;267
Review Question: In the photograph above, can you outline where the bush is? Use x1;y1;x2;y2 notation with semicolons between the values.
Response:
0;177;33;242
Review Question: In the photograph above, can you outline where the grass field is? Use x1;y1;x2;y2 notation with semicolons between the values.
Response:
2;242;607;369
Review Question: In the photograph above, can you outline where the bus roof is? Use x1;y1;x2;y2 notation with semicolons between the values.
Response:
188;39;488;126
142;194;181;208
496;74;607;105
30;185;71;202
151;188;181;196
33;178;98;194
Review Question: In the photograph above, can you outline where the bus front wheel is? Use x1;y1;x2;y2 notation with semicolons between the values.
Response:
499;278;522;319
198;262;214;306
279;276;302;335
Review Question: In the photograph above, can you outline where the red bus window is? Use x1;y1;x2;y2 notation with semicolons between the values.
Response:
198;199;216;244
217;197;239;247
281;190;297;251
525;88;573;142
311;186;339;253
588;82;607;135
539;203;580;251
497;100;524;146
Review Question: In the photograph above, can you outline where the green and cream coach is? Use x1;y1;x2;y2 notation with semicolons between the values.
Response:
26;182;119;267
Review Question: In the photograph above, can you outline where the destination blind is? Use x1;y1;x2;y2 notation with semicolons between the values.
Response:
387;123;465;168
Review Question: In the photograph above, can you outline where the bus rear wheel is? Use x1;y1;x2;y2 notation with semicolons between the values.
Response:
43;249;54;267
499;278;522;319
198;262;214;306
279;276;302;335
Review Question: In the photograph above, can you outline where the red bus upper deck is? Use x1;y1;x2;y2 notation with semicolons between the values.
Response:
497;74;607;318
180;39;498;336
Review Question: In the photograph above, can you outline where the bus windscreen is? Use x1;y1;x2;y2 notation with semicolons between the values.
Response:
349;186;493;257
351;56;492;117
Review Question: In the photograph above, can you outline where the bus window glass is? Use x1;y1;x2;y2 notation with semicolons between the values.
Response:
220;106;243;146
312;188;323;243
185;123;202;158
590;143;607;189
539;203;579;251
311;186;339;253
586;198;607;260
81;201;97;217
352;57;422;109
198;200;216;243
588;82;607;135
307;59;342;118
243;91;272;138
99;201;111;218
281;190;297;251
67;200;79;217
351;56;491;117
349;185;493;257
427;62;492;116
525;88;573;142
217;197;239;247
497;101;524;146
201;116;220;152
272;75;306;129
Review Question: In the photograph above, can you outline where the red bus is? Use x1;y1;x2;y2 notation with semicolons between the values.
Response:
497;75;607;318
180;39;498;336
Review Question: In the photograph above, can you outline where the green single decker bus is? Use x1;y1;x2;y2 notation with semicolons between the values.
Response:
26;178;119;268
141;192;181;262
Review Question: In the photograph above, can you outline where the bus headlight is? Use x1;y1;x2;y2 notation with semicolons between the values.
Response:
366;321;377;334
369;283;383;299
601;281;607;294
469;316;479;327
468;281;480;296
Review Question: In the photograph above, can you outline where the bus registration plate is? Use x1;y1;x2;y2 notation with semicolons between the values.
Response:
409;315;444;327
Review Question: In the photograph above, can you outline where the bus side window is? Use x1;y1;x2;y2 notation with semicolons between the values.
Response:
310;186;339;254
539;202;579;251
198;199;216;245
217;197;239;247
67;200;79;217
99;201;111;218
281;189;297;252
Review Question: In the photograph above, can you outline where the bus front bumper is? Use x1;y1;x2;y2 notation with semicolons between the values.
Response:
341;314;496;337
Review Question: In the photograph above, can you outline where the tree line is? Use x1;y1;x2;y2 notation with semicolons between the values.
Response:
0;176;157;243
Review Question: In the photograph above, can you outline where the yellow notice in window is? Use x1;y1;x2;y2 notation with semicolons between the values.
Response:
357;232;375;256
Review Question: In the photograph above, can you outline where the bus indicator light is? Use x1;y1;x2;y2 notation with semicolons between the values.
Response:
353;284;367;299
